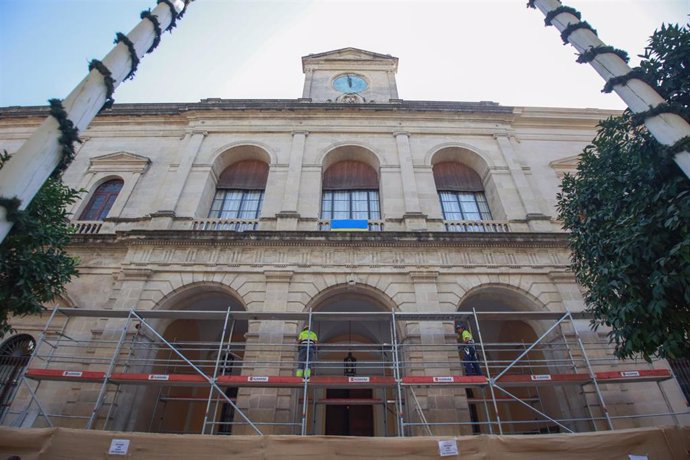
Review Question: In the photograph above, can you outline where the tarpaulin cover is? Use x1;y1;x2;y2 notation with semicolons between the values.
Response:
0;425;688;459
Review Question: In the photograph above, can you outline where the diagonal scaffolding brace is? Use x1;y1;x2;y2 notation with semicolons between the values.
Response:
129;310;263;435
492;383;574;433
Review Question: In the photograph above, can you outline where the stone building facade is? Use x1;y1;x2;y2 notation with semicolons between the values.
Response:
0;48;687;436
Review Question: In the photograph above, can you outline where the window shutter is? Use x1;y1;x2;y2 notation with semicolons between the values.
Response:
218;160;268;190
433;162;483;192
323;161;378;190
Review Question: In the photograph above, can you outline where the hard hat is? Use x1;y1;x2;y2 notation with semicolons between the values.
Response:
455;321;466;330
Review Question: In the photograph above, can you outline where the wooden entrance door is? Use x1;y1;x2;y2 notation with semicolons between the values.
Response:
325;388;375;436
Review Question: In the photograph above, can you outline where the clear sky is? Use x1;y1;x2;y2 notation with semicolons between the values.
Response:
1;0;688;109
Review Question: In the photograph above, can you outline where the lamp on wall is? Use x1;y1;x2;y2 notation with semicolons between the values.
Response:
344;321;357;376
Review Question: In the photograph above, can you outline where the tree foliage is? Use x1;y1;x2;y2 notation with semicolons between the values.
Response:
0;162;81;337
557;23;690;360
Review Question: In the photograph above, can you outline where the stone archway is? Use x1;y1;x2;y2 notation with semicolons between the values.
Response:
126;283;247;435
458;285;590;434
305;285;398;437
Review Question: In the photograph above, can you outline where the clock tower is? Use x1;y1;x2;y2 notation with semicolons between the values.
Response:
301;48;399;103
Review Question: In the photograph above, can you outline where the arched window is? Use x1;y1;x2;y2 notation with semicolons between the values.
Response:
209;160;268;230
0;334;35;419
79;179;123;221
433;162;492;230
321;160;381;230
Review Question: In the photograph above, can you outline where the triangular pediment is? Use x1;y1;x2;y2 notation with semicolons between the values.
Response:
302;47;398;71
305;47;397;61
88;151;151;173
549;154;580;178
549;154;580;170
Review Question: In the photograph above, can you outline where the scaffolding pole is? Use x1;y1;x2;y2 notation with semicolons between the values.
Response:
208;314;237;435
472;308;503;435
86;310;133;429
390;310;405;437
202;306;232;435
568;312;614;431
300;309;313;436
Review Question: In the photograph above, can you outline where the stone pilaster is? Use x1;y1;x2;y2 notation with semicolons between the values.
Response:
236;271;294;434
494;133;551;231
277;132;308;230
407;271;471;435
394;132;427;231
152;130;207;228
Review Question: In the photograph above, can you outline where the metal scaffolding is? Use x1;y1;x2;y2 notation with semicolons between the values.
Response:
0;307;683;436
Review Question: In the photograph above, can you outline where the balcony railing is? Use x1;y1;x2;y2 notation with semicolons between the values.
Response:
319;220;384;231
444;220;510;233
71;221;103;234
192;218;258;232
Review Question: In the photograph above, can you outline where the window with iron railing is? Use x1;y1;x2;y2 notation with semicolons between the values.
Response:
205;160;268;231
438;191;492;221
321;160;381;231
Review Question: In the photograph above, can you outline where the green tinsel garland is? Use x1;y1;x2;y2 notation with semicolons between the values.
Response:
577;45;629;64
177;0;191;19
560;21;597;44
0;197;21;223
602;69;652;93
0;151;21;222
1;1;194;224
631;102;690;126
544;6;581;26
667;136;690;156
140;10;162;53
157;0;178;31
114;32;140;80
48;98;82;174
88;59;115;110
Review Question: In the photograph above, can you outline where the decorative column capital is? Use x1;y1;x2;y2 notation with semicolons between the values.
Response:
409;271;439;282
264;270;294;283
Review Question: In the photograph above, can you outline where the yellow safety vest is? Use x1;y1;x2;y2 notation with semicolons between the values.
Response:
298;329;318;343
460;330;473;343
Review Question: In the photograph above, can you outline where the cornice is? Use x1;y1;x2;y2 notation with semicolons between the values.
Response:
0;100;512;118
69;229;570;250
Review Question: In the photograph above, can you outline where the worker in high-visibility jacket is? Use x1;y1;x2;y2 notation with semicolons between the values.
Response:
296;325;318;378
456;322;482;376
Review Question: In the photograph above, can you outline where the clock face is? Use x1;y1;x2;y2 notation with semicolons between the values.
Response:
333;74;368;93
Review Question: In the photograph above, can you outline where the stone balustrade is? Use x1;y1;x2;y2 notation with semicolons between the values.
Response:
192;218;259;232
318;220;385;231
444;220;510;233
71;221;104;234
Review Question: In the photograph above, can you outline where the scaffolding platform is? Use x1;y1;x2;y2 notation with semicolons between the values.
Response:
2;306;686;437
26;368;673;387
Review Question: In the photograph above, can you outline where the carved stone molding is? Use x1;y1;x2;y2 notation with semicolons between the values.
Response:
265;271;294;283
119;268;153;281
88;151;151;174
409;271;439;282
336;93;365;104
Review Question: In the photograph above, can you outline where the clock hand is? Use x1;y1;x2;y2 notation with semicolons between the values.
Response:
347;75;352;89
